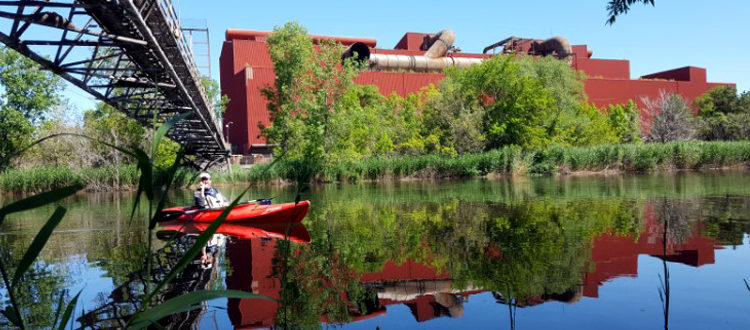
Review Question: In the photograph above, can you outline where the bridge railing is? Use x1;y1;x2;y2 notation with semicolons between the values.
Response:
154;0;222;134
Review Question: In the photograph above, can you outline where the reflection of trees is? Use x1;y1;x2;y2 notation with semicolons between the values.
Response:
79;234;220;329
440;199;640;301
650;198;700;330
272;197;643;327
700;196;750;246
0;234;70;327
273;236;371;327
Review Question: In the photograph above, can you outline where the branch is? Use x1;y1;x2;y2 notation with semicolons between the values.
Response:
606;0;655;25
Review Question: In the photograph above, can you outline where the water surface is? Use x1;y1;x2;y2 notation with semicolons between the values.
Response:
1;172;749;329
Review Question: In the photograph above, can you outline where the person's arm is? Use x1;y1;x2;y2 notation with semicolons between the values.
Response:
194;189;207;209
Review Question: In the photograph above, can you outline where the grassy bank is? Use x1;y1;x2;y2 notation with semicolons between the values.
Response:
0;165;192;193
1;141;749;193
215;141;750;184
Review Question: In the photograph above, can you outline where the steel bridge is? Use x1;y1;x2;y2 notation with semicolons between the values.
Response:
0;0;228;167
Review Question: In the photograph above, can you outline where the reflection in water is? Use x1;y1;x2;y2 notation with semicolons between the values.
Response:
215;198;726;328
78;221;310;329
3;174;750;328
77;198;735;329
79;233;222;328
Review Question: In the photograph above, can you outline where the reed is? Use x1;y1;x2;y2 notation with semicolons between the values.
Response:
220;141;750;185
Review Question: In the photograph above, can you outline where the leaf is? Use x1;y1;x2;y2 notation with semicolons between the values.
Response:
56;289;82;330
52;290;66;328
137;188;250;310
150;148;185;229
129;290;271;329
152;112;192;157
129;148;153;224
0;184;82;226
12;206;66;287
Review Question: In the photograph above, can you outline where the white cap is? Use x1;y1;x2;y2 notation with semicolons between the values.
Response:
199;172;211;180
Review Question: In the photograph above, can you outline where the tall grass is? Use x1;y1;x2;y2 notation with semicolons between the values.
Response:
0;165;192;193
2;141;748;193
217;141;750;185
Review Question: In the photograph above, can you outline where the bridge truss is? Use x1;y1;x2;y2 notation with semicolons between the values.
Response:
0;0;228;167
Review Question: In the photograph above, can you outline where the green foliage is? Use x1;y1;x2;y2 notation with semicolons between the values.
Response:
261;21;362;174
221;141;750;183
696;86;750;141
444;55;555;149
83;102;145;163
422;80;485;154
515;55;588;141
606;100;642;143
201;76;229;117
555;103;620;146
0;46;63;167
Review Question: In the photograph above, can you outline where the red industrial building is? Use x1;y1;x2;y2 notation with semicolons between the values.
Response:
220;29;734;155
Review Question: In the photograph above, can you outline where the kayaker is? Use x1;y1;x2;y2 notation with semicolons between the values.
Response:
194;172;229;209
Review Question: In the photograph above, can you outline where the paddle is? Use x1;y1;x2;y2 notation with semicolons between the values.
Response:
156;198;274;222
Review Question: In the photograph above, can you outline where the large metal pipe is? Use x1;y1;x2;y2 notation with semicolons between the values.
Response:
368;54;483;71
226;29;377;47
530;36;572;59
423;29;455;58
342;29;484;72
341;41;370;62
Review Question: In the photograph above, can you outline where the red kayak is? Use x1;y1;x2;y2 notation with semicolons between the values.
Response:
159;200;310;224
157;221;312;244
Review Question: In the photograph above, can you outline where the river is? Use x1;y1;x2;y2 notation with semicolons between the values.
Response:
1;172;749;329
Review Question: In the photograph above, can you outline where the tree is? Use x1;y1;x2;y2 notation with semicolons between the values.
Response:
423;81;485;154
695;86;750;140
443;55;556;150
606;100;641;143
0;46;63;167
260;21;361;167
201;76;228;119
606;0;655;25
643;93;695;143
16;100;93;168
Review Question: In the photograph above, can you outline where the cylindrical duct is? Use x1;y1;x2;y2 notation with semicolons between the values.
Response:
530;36;572;59
369;54;483;72
340;29;485;72
424;29;456;58
341;42;371;63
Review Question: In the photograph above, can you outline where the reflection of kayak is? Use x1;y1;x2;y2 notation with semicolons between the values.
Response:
157;220;311;244
159;200;310;224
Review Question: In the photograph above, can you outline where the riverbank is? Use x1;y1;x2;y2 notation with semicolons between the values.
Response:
1;141;749;193
0;165;191;194
214;141;750;184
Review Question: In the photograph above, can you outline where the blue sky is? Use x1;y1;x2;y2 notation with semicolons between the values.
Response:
66;0;750;114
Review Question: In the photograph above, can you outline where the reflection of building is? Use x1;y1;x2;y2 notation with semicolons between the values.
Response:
224;209;720;327
224;241;481;328
584;205;717;298
220;29;734;155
